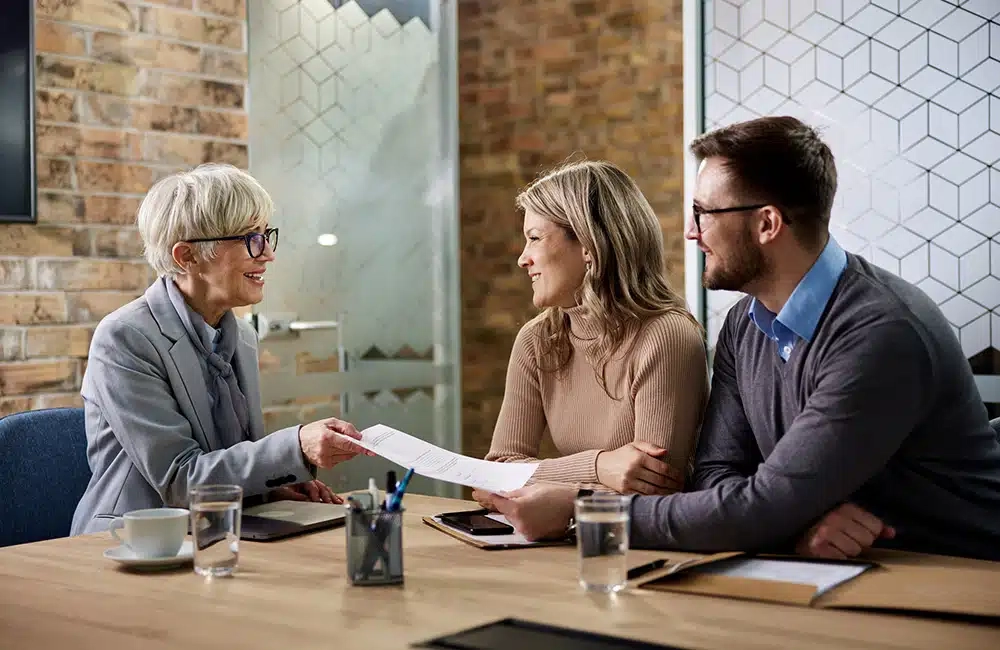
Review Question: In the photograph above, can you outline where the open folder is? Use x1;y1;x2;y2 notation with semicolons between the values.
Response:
630;551;1000;622
422;514;572;550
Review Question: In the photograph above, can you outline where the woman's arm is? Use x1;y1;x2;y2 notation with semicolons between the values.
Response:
87;317;314;506
628;314;710;487
484;325;549;467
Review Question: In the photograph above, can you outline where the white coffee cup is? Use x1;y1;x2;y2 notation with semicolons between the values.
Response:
108;508;189;558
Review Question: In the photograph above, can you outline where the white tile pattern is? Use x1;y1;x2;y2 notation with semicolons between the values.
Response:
704;0;1000;361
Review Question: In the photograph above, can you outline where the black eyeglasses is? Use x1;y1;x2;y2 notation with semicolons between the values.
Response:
185;228;279;258
692;203;771;233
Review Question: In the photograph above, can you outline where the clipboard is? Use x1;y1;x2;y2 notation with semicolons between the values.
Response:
422;515;573;550
629;551;1000;622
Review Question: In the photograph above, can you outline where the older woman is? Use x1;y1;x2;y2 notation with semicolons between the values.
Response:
71;164;372;535
478;161;708;500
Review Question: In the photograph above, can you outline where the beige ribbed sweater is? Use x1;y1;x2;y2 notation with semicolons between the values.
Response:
485;307;709;488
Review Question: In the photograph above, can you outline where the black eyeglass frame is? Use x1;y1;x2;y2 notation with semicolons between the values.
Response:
692;203;776;233
184;227;279;258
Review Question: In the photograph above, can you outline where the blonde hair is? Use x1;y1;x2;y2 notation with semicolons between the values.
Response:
516;160;700;395
137;163;273;277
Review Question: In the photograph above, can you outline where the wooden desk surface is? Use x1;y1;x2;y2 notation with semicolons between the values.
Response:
1;495;997;650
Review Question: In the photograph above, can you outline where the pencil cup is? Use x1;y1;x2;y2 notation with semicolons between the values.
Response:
346;505;404;586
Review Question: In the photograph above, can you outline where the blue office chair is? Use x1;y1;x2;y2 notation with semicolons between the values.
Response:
992;417;1000;441
0;408;90;547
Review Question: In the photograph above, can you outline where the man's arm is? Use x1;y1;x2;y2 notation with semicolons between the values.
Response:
630;320;935;551
689;310;762;490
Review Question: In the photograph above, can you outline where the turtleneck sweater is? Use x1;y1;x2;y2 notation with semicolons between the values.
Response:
485;306;709;488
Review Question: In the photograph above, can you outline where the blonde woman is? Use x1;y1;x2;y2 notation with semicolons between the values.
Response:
479;161;708;499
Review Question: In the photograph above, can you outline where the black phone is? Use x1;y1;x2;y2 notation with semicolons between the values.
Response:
439;509;514;535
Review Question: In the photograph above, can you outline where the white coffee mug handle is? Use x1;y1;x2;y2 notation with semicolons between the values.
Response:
108;518;131;550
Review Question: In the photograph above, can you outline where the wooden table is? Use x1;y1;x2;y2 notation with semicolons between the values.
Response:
1;495;997;649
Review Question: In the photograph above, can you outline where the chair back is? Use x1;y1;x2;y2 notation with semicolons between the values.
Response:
0;408;90;547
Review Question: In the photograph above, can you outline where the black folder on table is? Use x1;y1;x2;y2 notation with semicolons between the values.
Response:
413;618;692;650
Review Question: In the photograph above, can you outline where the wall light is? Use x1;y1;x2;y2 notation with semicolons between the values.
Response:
317;233;339;246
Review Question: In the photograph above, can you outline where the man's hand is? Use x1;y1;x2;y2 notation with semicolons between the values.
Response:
796;503;896;559
298;417;375;469
490;484;578;541
596;442;684;495
270;479;342;504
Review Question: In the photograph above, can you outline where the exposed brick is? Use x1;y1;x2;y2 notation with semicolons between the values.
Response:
0;359;77;395
36;157;74;190
147;8;243;49
0;294;68;325
26;326;93;358
35;20;86;55
94;229;144;258
0;226;75;256
66;291;140;322
0;261;31;291
201;80;244;109
203;140;248;168
197;109;247;139
198;0;245;19
0;397;33;417
77;161;153;193
92;32;201;74
35;259;149;291
201;50;247;80
81;94;133;127
36;89;78;122
36;0;137;31
0;329;24;361
132;103;199;133
83;196;142;225
36;124;139;160
36;56;141;96
73;229;93;256
140;133;203;165
32;392;85;409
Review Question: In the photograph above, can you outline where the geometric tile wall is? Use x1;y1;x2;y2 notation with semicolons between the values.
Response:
703;0;1000;400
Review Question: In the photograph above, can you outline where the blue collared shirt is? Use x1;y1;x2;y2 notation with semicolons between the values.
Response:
748;237;848;361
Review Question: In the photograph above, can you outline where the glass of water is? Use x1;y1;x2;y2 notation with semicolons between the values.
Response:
575;493;631;593
189;484;242;577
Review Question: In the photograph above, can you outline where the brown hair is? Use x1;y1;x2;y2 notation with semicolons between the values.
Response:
516;160;700;397
689;116;837;246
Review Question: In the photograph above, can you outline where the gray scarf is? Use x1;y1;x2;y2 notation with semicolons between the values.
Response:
165;278;250;446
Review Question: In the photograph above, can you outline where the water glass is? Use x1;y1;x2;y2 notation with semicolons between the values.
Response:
190;484;243;577
575;493;631;593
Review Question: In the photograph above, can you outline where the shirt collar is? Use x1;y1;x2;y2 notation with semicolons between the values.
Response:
748;236;848;342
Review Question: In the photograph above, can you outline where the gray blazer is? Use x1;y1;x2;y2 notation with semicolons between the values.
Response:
70;279;312;535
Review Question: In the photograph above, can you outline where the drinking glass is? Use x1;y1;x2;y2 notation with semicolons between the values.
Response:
190;484;242;577
575;494;631;593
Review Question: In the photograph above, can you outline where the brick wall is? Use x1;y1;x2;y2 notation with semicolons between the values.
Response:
458;0;687;459
0;0;248;415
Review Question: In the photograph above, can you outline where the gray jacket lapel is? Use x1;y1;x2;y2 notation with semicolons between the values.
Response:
145;278;220;449
234;318;266;440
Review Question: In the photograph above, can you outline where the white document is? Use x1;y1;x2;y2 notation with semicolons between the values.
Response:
698;558;871;597
347;424;537;493
432;514;542;546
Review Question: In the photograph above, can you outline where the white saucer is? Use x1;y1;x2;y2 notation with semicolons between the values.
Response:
103;540;194;569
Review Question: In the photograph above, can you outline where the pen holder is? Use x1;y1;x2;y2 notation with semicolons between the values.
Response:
346;506;404;586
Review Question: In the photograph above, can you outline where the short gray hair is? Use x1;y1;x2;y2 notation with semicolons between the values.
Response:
137;163;274;277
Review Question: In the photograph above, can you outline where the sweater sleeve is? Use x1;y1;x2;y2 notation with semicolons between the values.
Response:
629;319;936;552
484;323;603;484
630;314;710;482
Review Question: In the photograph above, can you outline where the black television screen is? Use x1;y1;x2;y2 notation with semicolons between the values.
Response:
0;1;35;223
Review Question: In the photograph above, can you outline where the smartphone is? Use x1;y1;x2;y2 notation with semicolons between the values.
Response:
439;509;514;535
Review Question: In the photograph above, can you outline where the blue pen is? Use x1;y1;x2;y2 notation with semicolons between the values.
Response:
387;468;414;512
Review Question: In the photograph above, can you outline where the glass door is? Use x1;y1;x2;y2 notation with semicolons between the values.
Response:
246;0;461;496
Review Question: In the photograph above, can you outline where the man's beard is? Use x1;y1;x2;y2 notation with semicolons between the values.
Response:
702;227;766;292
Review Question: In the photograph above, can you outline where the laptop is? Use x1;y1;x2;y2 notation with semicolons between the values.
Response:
240;500;347;541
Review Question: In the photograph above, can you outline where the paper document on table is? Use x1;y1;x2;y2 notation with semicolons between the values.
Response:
349;424;537;493
697;558;871;597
